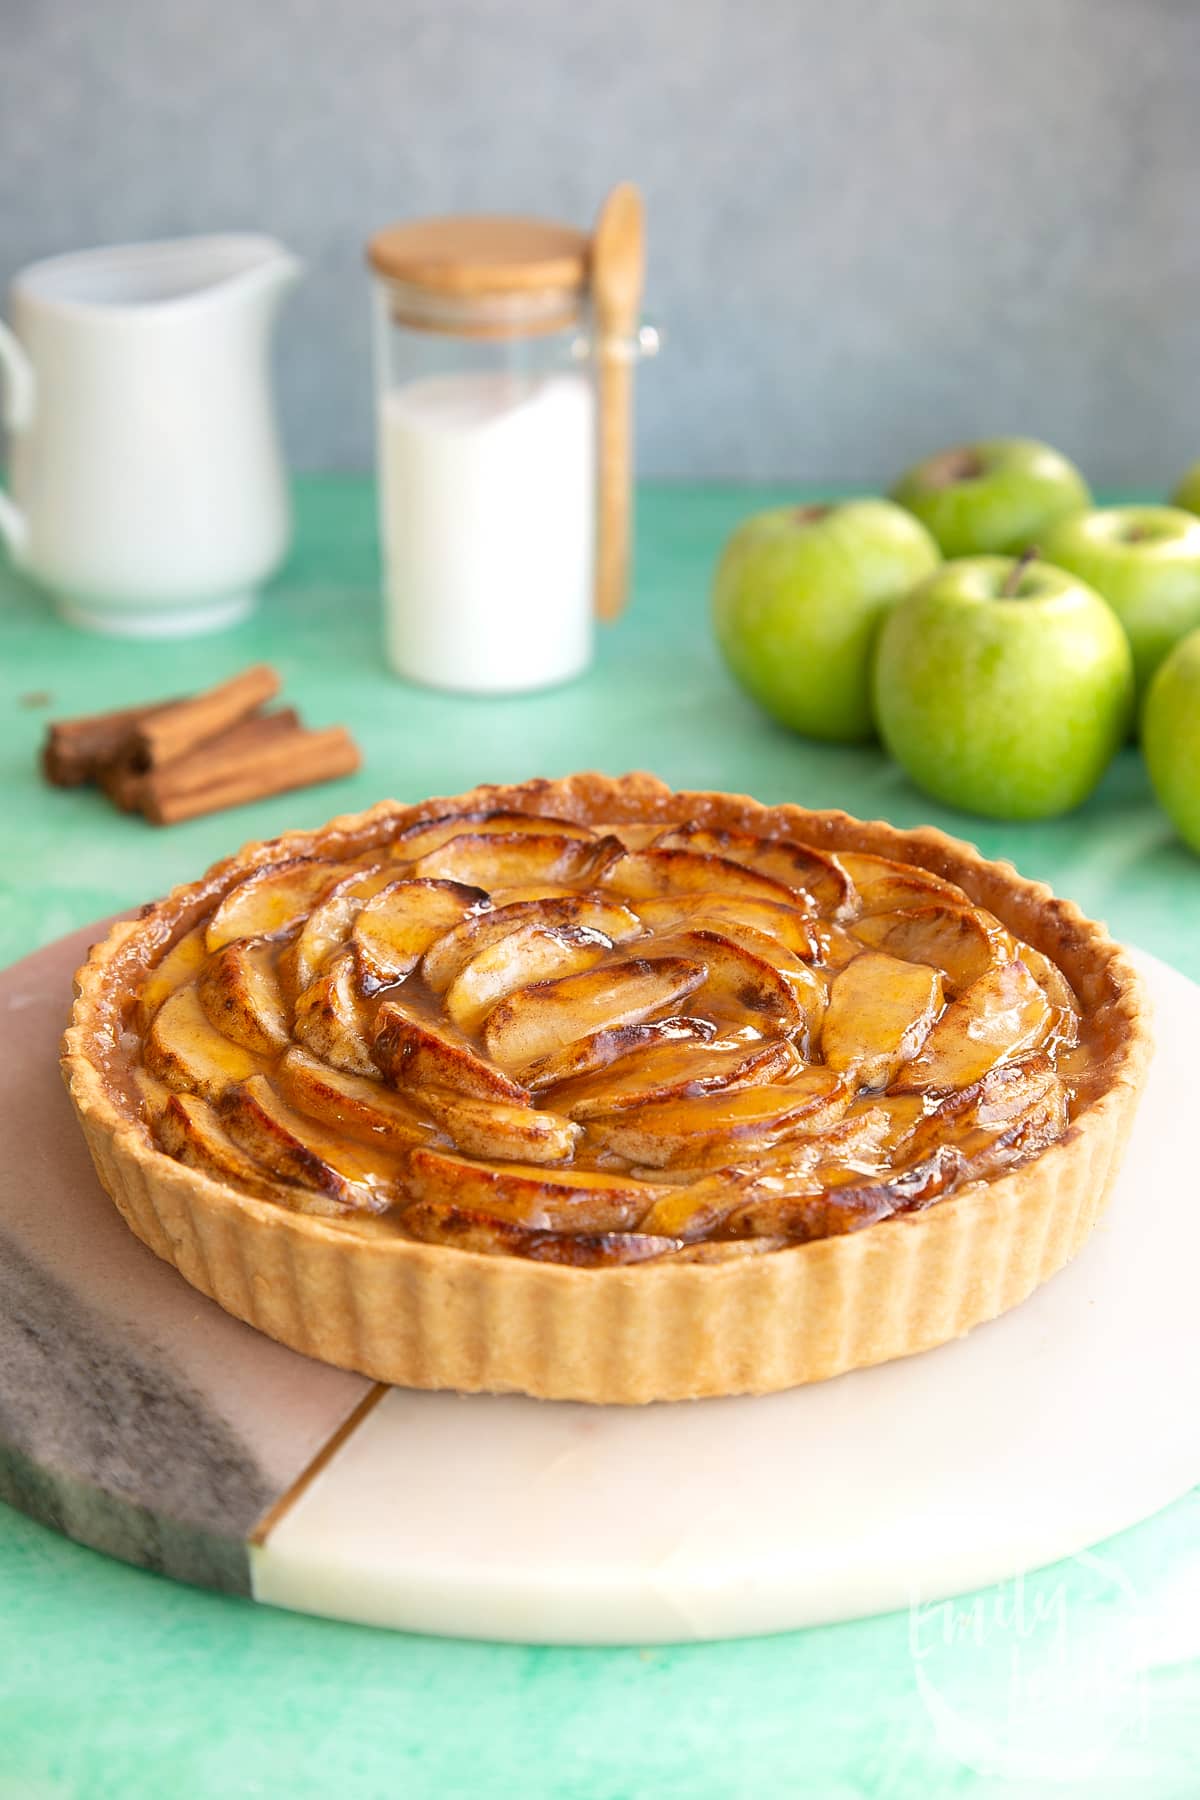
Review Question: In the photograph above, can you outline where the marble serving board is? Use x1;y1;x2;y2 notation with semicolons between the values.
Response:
2;923;1198;1644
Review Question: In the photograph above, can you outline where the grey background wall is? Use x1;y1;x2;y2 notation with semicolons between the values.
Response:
3;0;1198;485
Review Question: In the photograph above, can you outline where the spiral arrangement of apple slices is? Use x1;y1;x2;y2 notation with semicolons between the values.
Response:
132;808;1083;1266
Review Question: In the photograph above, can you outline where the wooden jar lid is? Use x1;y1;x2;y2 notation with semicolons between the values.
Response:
367;215;589;298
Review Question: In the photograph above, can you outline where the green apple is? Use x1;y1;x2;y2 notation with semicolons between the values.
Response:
1170;462;1200;515
890;437;1091;558
1039;505;1200;706
711;499;940;742
873;555;1135;820
1143;627;1200;853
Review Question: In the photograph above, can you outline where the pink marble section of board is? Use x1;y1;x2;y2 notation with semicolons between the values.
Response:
0;923;373;1594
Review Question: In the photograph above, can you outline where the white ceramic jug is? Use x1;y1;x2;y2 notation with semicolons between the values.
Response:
0;234;301;636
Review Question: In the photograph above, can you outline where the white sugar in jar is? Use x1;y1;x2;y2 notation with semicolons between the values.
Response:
377;370;594;693
367;215;604;695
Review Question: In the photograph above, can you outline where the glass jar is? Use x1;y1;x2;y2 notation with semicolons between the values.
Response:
367;216;602;695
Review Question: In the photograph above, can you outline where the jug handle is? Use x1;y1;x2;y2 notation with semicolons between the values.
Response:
0;319;34;561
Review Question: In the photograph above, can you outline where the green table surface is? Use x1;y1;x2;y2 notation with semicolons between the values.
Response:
2;481;1198;1799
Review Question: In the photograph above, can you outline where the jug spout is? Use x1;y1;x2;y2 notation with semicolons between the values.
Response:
219;236;304;314
250;240;303;295
9;233;304;322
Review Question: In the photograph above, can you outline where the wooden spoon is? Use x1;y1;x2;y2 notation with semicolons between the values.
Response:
591;182;646;623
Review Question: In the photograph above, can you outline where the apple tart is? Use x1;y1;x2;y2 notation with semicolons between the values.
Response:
62;773;1149;1402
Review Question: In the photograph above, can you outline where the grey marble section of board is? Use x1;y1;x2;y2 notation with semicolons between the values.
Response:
4;0;1199;485
0;923;373;1594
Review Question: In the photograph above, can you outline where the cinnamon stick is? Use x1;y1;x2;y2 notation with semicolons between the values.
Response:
131;664;281;770
97;754;151;815
100;708;302;814
140;723;361;826
42;700;176;787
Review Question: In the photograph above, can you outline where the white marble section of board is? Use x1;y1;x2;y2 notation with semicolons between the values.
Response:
252;949;1200;1645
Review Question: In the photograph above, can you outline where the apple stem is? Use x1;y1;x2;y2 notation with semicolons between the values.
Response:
1002;548;1039;597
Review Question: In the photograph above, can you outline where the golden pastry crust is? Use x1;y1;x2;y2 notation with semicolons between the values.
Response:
62;773;1151;1402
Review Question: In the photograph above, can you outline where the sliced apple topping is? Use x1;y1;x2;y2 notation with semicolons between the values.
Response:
637;1178;758;1245
1020;945;1081;1050
634;893;817;960
737;1104;898;1184
352;877;490;993
966;1066;1069;1174
603;822;668;851
704;927;827;1028
519;1016;717;1092
275;1047;437;1152
286;863;397;996
652;826;852;914
668;1237;791;1263
775;1063;1068;1236
902;1054;1066;1161
131;1064;173;1125
481;955;708;1072
414;1092;580;1166
138;788;1087;1262
550;1035;803;1120
893;958;1053;1093
158;1091;337;1210
136;925;209;1031
205;857;364;953
638;1165;818;1244
849;1090;929;1153
850;900;1009;993
197;939;290;1056
485;883;577;904
422;894;642;996
390;809;597;863
444;922;615;1035
599;847;801;909
293;951;376;1077
145;984;261;1100
523;1231;685;1267
403;1146;667;1231
220;1076;391;1211
412;831;621;891
401;1202;681;1265
586;1070;846;1170
373;1001;530;1103
837;852;966;918
723;1143;965;1241
637;1110;902;1242
974;1052;1064;1122
647;927;813;1035
820;950;944;1090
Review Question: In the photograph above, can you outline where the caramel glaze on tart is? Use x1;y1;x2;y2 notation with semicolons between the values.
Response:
78;782;1135;1271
